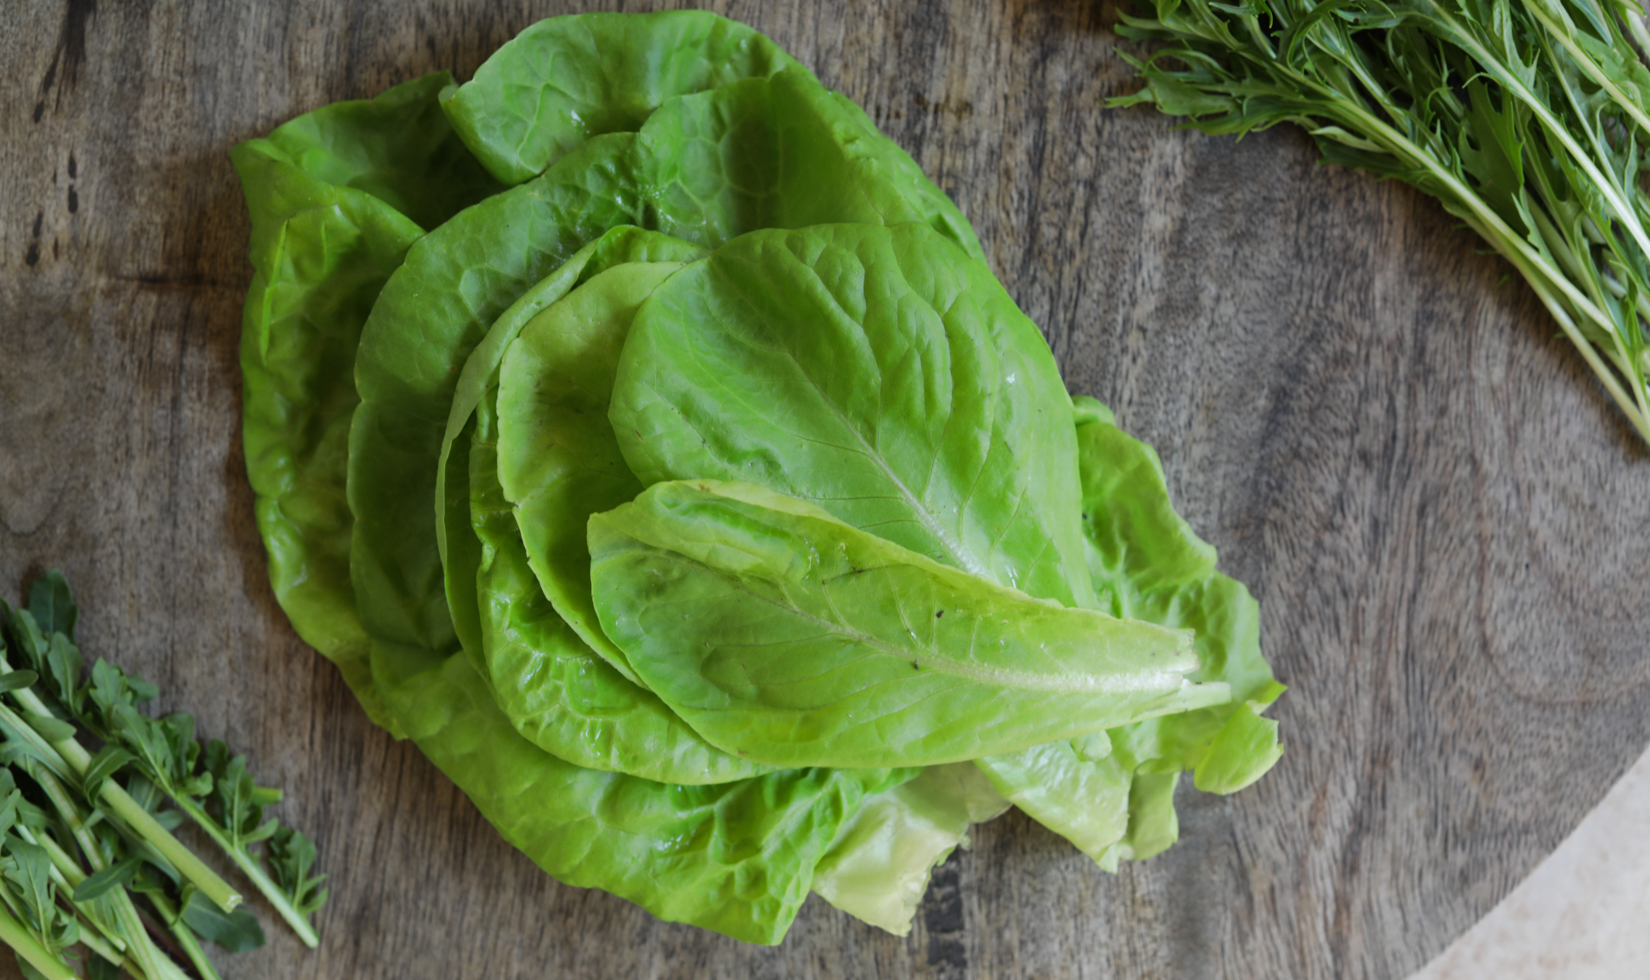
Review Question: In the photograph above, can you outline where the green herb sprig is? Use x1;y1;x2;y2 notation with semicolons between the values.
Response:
0;571;327;978
1112;0;1650;446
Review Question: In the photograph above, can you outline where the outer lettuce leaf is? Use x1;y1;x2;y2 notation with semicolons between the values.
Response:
232;71;500;728
973;736;1134;860
588;480;1224;768
371;641;910;945
441;11;802;185
437;228;710;684
608;222;1091;608
494;262;682;682
632;70;984;260
977;398;1283;864
253;72;505;233
1098;770;1182;871
468;270;775;784
811;762;1010;936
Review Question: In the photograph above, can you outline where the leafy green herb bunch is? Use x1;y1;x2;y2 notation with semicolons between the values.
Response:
0;572;326;980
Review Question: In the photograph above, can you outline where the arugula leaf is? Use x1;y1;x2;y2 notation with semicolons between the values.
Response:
71;857;142;904
23;574;75;643
205;742;279;852
180;888;267;953
78;747;134;810
265;827;327;921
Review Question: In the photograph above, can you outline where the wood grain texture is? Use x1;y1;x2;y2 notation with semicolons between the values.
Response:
3;1;1648;978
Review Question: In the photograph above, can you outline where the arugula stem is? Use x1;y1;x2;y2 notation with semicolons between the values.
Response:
167;795;320;948
75;925;131;975
15;825;128;953
146;890;222;980
1519;0;1650;136
0;903;74;980
1418;0;1650;259
1207;44;1650;441
25;763;187;980
0;680;243;913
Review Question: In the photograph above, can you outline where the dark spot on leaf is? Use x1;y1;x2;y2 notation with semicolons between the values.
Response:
67;187;77;213
912;660;920;670
1081;513;1089;520
935;610;943;618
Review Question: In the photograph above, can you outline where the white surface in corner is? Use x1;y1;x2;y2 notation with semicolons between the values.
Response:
1406;743;1650;980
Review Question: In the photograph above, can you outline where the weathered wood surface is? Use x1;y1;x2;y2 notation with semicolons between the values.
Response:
3;0;1648;977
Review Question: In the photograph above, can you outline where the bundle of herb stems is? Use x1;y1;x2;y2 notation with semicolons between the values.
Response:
1114;0;1650;446
0;573;325;980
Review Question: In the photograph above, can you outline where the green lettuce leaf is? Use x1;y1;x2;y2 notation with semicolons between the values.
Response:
608;222;1090;608
440;11;802;185
972;735;1134;860
976;398;1283;864
588;480;1226;768
352;69;993;694
466;267;775;784
232;71;500;728
372;640;909;945
493;261;685;682
436;228;710;683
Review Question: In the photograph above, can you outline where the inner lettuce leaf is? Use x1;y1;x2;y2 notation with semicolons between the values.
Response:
371;638;911;944
493;261;683;681
588;480;1226;768
440;10;802;185
437;228;710;684
810;762;1010;936
466;267;778;784
232;71;503;729
608;222;1094;609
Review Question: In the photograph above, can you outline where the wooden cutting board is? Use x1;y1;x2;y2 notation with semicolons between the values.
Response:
4;1;1648;977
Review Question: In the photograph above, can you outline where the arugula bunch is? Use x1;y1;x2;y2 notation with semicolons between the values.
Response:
234;11;1285;944
1113;0;1650;445
0;572;325;979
